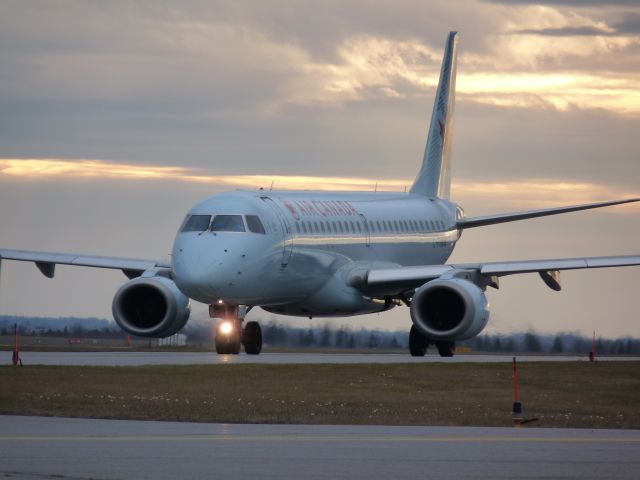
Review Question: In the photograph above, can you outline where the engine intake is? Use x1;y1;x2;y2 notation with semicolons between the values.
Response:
410;278;489;341
112;276;190;337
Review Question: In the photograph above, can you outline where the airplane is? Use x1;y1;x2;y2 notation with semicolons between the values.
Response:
1;31;639;357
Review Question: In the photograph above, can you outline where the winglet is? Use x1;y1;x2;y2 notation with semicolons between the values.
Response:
410;31;458;199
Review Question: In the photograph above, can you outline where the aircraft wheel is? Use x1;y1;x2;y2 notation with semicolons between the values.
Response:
215;333;230;354
215;321;241;354
230;337;241;355
436;340;455;357
409;325;428;357
242;321;263;355
215;337;228;354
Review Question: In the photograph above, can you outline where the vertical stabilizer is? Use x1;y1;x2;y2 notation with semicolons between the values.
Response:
410;31;458;199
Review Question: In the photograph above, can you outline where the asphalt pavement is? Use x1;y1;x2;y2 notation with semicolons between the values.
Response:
1;416;639;480
11;351;640;366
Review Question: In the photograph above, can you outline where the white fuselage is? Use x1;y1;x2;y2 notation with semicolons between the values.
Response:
171;190;462;317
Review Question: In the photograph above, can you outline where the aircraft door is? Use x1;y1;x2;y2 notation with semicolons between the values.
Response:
261;197;294;266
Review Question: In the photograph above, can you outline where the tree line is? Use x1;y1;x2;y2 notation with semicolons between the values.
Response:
2;315;639;355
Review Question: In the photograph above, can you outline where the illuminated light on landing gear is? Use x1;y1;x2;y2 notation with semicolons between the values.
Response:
218;321;234;335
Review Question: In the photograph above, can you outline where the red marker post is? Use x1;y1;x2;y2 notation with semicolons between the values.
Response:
12;323;20;366
512;357;522;427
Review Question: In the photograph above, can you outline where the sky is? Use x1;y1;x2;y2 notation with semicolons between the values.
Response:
1;0;639;337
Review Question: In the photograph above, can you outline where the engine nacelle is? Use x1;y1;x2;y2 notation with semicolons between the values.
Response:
112;276;191;338
410;278;489;341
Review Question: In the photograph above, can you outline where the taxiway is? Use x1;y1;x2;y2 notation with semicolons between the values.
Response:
1;415;639;479
12;351;640;366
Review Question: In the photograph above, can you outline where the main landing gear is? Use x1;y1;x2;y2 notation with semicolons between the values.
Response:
409;325;456;357
211;304;262;355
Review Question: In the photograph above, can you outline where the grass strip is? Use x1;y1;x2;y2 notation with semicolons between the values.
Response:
1;362;639;428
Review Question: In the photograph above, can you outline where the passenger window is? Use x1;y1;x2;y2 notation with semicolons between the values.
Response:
211;215;246;232
246;215;266;234
181;214;211;232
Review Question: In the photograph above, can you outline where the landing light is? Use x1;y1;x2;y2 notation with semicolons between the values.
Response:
219;321;234;335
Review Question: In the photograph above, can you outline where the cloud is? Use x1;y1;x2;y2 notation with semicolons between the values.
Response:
487;0;640;6
612;13;640;34
2;1;639;118
511;13;640;37
2;158;638;213
513;26;616;36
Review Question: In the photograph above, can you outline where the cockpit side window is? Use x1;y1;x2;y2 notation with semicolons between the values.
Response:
181;214;212;232
211;215;246;232
246;215;266;234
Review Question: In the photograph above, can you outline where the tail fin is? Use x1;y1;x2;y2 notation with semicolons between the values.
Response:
410;31;458;199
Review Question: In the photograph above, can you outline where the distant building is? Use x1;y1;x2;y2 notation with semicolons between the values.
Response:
156;333;187;347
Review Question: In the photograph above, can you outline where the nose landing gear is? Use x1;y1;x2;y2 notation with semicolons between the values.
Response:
215;319;242;354
211;304;262;355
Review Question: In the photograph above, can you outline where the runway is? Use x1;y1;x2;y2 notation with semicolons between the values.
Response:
12;350;640;366
1;416;639;479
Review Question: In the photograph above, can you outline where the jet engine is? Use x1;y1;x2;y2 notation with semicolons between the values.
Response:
112;276;190;337
410;278;489;341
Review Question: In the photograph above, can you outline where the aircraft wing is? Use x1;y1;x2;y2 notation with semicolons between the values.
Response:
0;248;170;279
351;255;640;296
458;198;640;229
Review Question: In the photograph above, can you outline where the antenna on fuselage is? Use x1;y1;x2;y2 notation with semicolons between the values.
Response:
270;180;274;191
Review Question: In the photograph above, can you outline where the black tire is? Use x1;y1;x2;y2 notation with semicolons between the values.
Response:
216;329;230;355
230;337;241;355
215;337;228;354
242;321;263;355
409;325;428;357
436;340;455;357
215;322;238;355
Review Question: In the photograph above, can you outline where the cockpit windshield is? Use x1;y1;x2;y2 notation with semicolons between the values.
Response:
211;215;246;232
245;215;266;234
180;214;212;232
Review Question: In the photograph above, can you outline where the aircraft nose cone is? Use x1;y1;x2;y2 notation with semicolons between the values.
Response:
172;247;215;302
